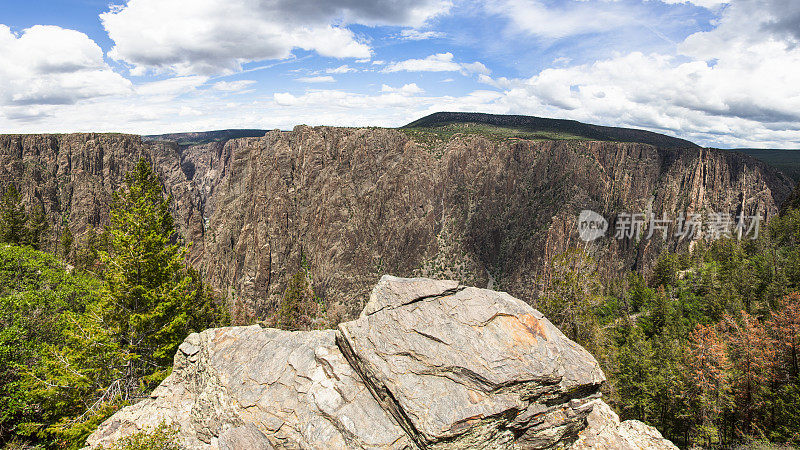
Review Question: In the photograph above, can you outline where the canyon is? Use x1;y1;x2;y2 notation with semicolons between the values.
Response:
0;115;793;320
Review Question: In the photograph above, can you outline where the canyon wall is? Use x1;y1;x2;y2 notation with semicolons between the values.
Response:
0;128;793;319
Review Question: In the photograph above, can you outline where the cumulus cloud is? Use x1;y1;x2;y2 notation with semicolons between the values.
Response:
384;53;461;72
0;25;131;108
760;0;800;42
461;61;491;75
487;0;800;147
384;53;491;75
100;0;452;76
381;83;424;95
485;0;633;39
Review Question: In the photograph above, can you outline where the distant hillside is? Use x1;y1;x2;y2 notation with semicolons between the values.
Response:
732;148;800;182
144;129;268;147
403;112;699;148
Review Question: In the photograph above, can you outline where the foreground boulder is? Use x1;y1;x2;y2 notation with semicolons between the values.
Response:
339;278;604;448
85;327;411;449
86;276;675;449
571;400;678;450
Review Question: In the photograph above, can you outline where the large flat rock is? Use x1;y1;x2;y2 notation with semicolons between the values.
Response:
87;277;676;450
338;285;605;449
360;275;462;317
86;326;412;449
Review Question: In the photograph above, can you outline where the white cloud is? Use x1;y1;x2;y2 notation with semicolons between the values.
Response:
485;0;800;148
326;65;357;74
385;52;460;72
100;0;452;76
399;29;446;40
212;80;257;92
381;83;424;95
384;53;490;75
273;92;298;106
296;75;336;83
478;74;512;89
485;0;632;39
0;25;131;108
658;0;728;9
461;61;491;75
267;88;504;124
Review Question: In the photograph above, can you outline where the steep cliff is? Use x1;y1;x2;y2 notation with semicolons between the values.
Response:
177;127;793;318
0;127;793;319
85;276;676;450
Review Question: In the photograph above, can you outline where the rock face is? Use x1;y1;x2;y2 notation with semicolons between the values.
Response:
571;400;678;450
86;325;411;449
0;128;793;320
86;276;676;449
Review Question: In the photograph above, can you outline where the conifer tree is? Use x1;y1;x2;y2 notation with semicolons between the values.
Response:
60;222;74;262
0;185;28;245
537;248;602;353
100;159;225;389
724;311;774;438
687;323;730;447
26;203;49;250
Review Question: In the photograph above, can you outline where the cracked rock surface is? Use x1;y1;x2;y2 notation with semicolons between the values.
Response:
571;400;678;449
85;326;411;449
86;277;676;449
339;277;605;449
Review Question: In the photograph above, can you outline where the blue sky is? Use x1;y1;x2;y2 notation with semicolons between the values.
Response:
1;0;799;148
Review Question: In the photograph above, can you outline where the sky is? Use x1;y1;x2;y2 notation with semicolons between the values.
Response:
0;0;799;148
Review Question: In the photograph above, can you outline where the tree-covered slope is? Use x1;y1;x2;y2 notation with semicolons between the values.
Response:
0;160;228;449
403;112;700;148
732;148;800;182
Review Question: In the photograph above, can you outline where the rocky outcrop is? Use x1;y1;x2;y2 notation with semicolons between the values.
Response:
571;400;677;450
0;128;793;320
86;326;412;449
86;276;675;449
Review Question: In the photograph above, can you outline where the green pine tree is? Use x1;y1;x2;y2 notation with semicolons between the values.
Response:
537;248;603;353
26;203;49;250
60;222;74;262
0;185;28;246
100;158;226;390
